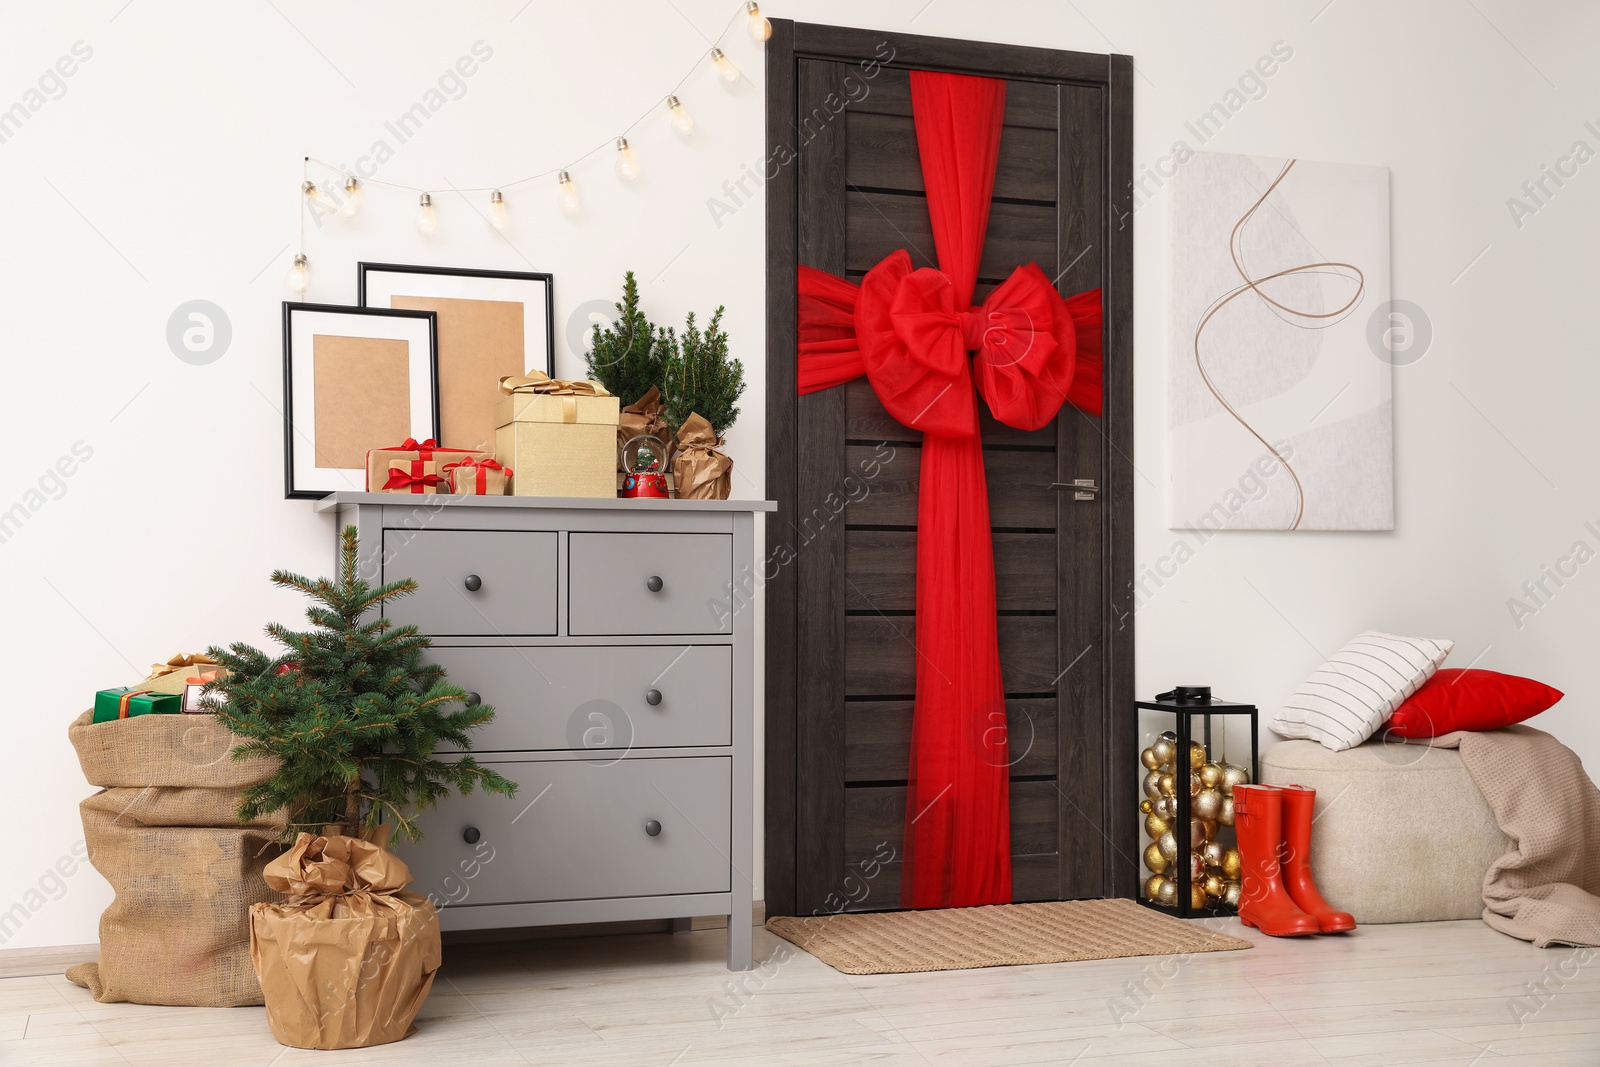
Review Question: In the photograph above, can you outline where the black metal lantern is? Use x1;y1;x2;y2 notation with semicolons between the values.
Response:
1134;688;1259;918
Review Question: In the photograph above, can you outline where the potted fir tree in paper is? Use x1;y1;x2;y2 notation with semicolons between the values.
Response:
204;526;515;1050
663;306;744;500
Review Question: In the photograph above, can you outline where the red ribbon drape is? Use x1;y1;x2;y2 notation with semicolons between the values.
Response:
797;71;1103;909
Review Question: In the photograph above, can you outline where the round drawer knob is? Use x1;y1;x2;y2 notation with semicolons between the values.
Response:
646;575;664;593
462;826;481;845
464;692;482;707
464;574;483;592
644;819;662;837
645;689;663;707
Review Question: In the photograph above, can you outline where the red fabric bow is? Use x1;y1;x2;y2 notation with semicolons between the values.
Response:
797;70;1103;910
442;457;511;495
398;437;439;454
382;466;444;493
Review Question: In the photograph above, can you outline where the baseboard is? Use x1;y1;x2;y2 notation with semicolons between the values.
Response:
0;944;98;980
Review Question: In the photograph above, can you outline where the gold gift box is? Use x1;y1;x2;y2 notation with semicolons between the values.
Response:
494;378;620;498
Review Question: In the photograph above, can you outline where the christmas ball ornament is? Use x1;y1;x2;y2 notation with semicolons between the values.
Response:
1199;762;1224;789
1143;842;1168;874
1221;763;1250;795
1218;796;1236;826
1157;772;1176;797
1189;772;1202;796
1156;878;1178;907
1144;874;1164;901
1189;817;1211;844
1189;741;1206;771
1201;840;1226;869
1157;830;1179;862
1204;873;1225;899
1192;788;1223;821
1145;813;1171;839
1221;848;1242;880
1202;819;1218;841
1190;883;1208;910
1223;881;1242;908
1153;796;1176;819
1189;852;1206;880
1142;770;1162;800
1151;736;1176;767
1141;747;1160;770
1139;798;1154;815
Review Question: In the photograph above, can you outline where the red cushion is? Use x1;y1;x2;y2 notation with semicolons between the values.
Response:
1386;668;1563;737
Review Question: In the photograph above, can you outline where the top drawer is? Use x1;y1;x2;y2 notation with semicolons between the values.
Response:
383;529;558;636
569;532;733;635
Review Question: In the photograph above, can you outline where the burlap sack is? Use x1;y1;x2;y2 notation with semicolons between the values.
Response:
66;709;284;1006
251;830;441;1049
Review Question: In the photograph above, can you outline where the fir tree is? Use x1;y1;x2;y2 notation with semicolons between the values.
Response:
663;306;745;437
204;526;516;843
585;270;672;407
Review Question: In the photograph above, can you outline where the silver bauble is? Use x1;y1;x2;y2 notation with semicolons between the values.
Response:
1192;788;1223;821
1218;796;1236;826
1220;763;1250;795
1157;830;1179;861
1142;770;1163;799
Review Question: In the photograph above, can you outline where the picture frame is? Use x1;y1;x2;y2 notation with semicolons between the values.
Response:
282;301;440;500
357;262;555;454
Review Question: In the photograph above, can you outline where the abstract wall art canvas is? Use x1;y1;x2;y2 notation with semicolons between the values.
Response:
1168;151;1392;532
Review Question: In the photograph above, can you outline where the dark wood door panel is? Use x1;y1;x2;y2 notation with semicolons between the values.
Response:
845;67;1061;130
844;378;1056;448
846;111;1058;202
847;193;1058;283
844;615;1058;696
844;445;1058;529
845;698;1057;781
845;529;1056;613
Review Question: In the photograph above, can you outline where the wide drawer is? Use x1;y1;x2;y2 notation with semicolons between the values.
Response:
396;756;731;906
428;644;732;752
383;529;557;636
569;532;733;636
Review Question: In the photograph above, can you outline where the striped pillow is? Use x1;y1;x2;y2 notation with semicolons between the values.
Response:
1270;631;1454;751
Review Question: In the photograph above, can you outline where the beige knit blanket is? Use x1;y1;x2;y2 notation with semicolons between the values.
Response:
1414;725;1600;947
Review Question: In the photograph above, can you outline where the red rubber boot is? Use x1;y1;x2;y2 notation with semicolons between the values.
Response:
1232;784;1318;937
1278;784;1357;933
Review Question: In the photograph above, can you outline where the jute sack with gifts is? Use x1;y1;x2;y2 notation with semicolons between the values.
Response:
672;412;733;500
66;706;283;1006
250;828;441;1050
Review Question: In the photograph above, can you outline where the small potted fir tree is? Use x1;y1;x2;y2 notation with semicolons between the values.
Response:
205;526;515;1049
663;306;745;500
586;270;675;469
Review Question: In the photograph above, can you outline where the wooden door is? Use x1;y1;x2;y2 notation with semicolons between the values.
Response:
764;23;1135;918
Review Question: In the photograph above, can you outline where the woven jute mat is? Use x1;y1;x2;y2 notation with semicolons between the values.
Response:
766;898;1251;975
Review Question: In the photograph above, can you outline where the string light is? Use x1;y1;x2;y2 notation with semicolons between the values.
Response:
710;47;741;85
301;180;320;202
285;253;310;294
614;137;641;181
487;190;510;231
415;192;438;235
338;176;362;218
557;170;581;217
665;95;695;136
745;2;771;42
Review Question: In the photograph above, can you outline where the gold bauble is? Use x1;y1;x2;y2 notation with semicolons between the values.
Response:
1150;737;1176;767
1189;741;1206;771
1203;873;1225;898
1141;747;1160;770
1202;819;1218;841
1153;796;1177;819
1144;874;1164;901
1220;763;1250;795
1143;842;1169;874
1157;772;1176;797
1201;840;1226;869
1223;881;1242;908
1142;770;1163;800
1189;772;1202;796
1156;878;1178;907
1157;830;1179;862
1190;883;1208;910
1139;798;1153;815
1221;848;1242;880
1145;813;1171;839
1199;762;1224;789
1218;796;1236;826
1189;852;1206;880
1191;788;1223;821
1189;817;1211;844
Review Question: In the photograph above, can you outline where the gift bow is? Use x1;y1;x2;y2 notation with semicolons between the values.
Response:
501;371;611;425
382;466;444;492
150;653;218;679
442;457;512;494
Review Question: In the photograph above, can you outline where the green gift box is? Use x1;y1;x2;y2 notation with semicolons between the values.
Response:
93;686;183;723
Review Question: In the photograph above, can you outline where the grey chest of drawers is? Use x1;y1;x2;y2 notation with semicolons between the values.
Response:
314;492;773;971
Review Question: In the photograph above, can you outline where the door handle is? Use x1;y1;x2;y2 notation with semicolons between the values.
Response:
1051;479;1099;501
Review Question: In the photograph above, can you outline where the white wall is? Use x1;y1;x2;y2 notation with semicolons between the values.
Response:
2;0;1595;949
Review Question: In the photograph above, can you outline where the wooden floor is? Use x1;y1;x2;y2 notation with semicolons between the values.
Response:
1;918;1596;1065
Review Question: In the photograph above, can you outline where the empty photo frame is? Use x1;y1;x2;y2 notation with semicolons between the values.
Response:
282;302;439;499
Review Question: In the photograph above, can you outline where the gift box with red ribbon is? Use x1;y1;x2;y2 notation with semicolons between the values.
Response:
443;457;512;496
365;438;492;496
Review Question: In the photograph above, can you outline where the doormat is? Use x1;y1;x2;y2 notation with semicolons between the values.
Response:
766;897;1251;975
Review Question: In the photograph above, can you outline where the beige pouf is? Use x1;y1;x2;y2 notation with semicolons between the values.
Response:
1260;739;1507;924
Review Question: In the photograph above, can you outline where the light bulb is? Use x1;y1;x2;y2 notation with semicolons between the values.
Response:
557;170;580;217
746;2;771;41
710;47;741;85
487;190;509;231
415;192;438;235
301;180;320;201
614;137;640;181
338;176;362;218
666;95;695;136
285;253;309;294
